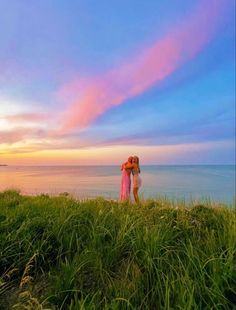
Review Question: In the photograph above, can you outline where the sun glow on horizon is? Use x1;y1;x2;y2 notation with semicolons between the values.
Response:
0;141;234;166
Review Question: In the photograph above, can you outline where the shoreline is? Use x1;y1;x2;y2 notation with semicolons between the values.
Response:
0;189;235;208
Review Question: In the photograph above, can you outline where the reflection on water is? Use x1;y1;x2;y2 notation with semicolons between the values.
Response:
0;165;235;203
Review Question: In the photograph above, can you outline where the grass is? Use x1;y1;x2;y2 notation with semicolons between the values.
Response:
0;190;235;309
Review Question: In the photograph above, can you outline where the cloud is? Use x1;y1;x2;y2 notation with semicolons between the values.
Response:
94;119;235;147
2;113;48;122
60;0;229;133
0;128;45;144
1;140;234;165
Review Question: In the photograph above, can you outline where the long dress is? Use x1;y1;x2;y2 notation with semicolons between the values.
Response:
119;169;131;201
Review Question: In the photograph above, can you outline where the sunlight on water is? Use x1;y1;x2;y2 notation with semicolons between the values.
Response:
0;165;235;203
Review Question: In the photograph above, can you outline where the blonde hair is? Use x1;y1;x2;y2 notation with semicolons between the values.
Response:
133;156;141;173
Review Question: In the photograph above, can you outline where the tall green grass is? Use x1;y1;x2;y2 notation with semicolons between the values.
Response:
0;190;235;309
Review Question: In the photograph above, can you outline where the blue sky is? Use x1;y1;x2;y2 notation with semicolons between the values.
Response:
0;0;235;164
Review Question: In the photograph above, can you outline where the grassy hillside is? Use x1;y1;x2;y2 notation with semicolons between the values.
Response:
0;190;235;309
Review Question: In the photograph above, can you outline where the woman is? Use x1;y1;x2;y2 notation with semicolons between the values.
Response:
131;156;142;203
123;155;142;203
119;156;133;201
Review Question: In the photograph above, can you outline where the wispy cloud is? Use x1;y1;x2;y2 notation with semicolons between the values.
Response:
60;0;229;133
2;113;48;122
0;128;45;144
1;140;234;166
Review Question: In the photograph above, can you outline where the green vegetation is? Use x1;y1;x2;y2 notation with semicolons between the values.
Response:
0;190;235;309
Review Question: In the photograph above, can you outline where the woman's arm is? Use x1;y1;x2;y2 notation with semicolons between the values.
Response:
121;161;129;170
121;162;126;171
124;162;134;169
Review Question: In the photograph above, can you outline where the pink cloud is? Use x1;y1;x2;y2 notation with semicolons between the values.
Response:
0;128;45;144
2;113;48;122
0;130;27;144
60;0;229;132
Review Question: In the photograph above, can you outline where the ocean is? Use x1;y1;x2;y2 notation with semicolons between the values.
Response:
0;165;235;204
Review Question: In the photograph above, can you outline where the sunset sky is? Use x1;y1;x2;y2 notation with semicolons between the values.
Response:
0;0;235;165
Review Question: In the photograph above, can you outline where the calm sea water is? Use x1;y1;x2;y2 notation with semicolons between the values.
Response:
0;165;235;203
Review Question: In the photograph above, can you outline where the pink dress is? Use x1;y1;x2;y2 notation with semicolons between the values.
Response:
119;169;131;201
